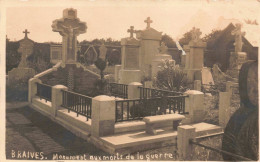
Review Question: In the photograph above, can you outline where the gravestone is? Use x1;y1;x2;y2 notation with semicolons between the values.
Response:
136;17;162;80
184;27;209;83
119;26;141;84
8;29;35;84
228;23;247;78
52;8;87;64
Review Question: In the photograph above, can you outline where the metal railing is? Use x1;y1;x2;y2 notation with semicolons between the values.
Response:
61;90;92;121
138;87;183;99
190;138;253;161
36;83;52;102
115;95;188;122
108;83;128;99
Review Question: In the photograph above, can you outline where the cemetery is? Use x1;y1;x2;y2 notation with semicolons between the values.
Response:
6;7;258;161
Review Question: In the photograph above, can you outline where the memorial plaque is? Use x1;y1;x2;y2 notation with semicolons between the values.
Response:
125;47;139;69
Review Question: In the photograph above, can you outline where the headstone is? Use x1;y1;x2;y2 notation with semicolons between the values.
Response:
52;8;87;64
136;17;162;80
84;45;98;65
8;29;35;84
99;43;107;60
227;23;247;78
184;27;208;82
231;23;245;53
119;26;141;84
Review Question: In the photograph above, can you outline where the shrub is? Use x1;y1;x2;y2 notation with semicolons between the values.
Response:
155;60;190;92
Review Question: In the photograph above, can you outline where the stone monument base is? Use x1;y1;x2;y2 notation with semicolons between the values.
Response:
119;69;141;84
8;68;35;84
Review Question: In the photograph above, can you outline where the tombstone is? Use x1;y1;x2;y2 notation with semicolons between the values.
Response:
8;29;35;84
136;17;163;80
184;27;208;82
52;8;87;64
228;23;247;78
84;45;98;65
99;43;107;60
119;26;141;84
151;42;173;79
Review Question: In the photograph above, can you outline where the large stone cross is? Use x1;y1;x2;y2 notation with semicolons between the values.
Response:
23;29;30;39
191;27;202;42
52;8;87;63
127;26;135;38
231;23;246;53
144;17;153;29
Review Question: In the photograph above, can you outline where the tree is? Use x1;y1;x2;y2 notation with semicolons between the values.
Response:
179;29;193;46
93;58;107;95
161;34;176;48
202;29;222;44
155;60;190;92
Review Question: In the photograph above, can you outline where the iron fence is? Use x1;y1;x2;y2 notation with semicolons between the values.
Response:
36;83;52;102
108;83;128;99
61;90;92;121
189;139;253;161
115;95;188;122
138;87;183;99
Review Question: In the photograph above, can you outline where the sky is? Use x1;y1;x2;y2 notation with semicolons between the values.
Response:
3;0;260;43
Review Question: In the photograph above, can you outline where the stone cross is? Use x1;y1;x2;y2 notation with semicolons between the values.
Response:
191;27;202;42
23;29;30;39
99;42;107;60
158;42;168;54
231;23;246;53
127;26;135;38
18;30;34;68
52;8;87;63
144;17;153;29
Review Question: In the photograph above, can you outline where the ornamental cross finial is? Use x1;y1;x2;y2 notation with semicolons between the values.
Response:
191;27;202;42
23;29;30;38
144;17;153;29
231;23;246;53
127;26;135;38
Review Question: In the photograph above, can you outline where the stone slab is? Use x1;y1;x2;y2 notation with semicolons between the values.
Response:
143;114;185;123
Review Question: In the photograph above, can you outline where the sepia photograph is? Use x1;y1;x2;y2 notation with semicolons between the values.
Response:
1;0;259;161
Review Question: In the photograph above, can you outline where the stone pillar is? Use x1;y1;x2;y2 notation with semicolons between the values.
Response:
28;78;42;103
91;95;116;137
226;81;233;97
128;82;143;99
219;92;231;127
184;90;205;123
193;80;201;91
114;65;122;83
52;85;68;117
177;125;195;160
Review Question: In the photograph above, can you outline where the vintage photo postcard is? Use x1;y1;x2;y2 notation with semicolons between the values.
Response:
1;0;259;161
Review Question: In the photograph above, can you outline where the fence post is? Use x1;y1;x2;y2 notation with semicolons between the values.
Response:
28;78;42;103
128;82;143;99
184;90;205;123
177;125;195;160
193;80;201;91
91;95;116;137
52;85;68;117
219;92;231;127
